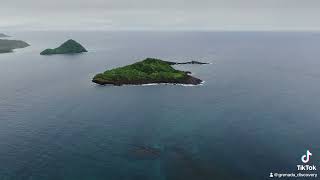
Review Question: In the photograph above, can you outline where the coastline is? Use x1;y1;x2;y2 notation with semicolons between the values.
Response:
94;81;205;87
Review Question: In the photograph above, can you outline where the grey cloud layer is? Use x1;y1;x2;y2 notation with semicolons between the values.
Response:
3;0;320;9
1;0;320;30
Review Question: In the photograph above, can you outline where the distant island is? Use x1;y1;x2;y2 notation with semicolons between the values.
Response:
92;58;205;86
0;33;9;38
40;39;87;55
0;39;30;53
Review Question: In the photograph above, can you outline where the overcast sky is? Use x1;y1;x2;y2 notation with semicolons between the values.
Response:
1;0;320;31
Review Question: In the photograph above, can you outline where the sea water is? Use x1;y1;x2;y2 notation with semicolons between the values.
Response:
0;31;319;180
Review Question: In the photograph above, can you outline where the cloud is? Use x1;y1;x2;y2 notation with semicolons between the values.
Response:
1;0;320;31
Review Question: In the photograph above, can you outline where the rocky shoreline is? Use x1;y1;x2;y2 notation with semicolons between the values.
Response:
166;60;209;65
93;74;203;86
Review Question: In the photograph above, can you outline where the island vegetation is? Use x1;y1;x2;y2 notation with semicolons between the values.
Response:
0;39;30;53
40;39;87;55
92;58;204;86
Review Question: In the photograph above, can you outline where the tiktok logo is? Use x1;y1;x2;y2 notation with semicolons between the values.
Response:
270;149;317;177
297;150;317;171
301;150;312;164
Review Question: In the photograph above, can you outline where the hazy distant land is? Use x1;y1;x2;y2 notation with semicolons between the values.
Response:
0;33;10;38
0;39;30;53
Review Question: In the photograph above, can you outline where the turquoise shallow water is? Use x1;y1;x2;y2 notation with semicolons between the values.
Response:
0;31;319;180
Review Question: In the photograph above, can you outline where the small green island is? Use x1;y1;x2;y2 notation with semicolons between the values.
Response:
92;58;205;86
0;39;30;53
40;39;87;55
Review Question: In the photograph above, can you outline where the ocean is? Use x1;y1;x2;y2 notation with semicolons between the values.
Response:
0;31;319;180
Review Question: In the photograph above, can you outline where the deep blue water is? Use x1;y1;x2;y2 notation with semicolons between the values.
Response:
0;31;319;180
